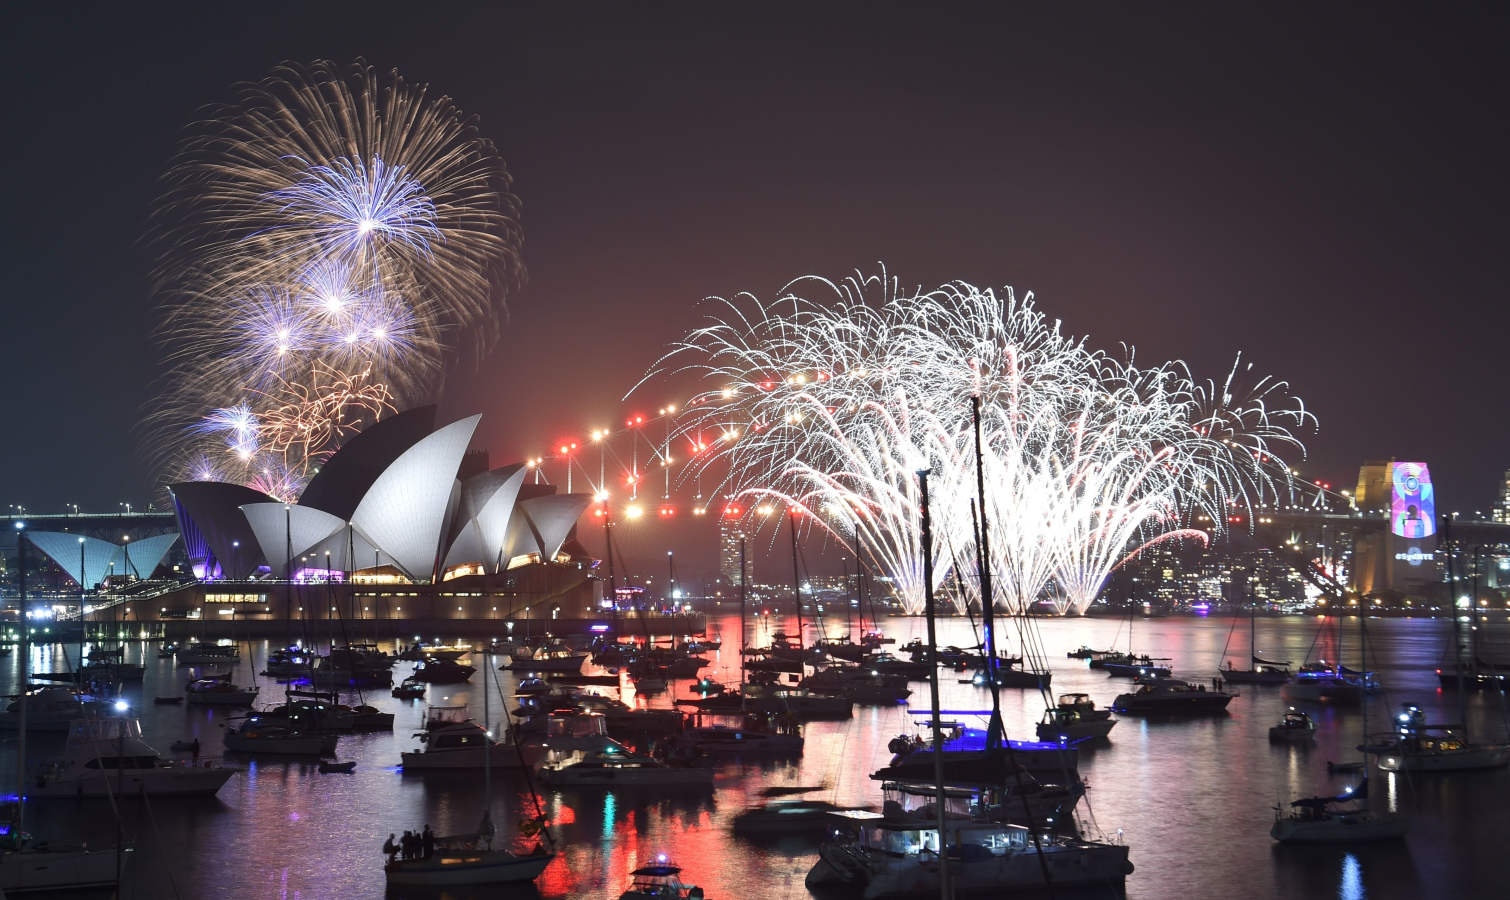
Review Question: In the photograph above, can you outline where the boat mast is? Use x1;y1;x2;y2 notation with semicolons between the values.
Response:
788;510;804;652
1442;514;1467;720
15;524;28;836
916;469;949;898
739;538;747;688
970;395;1003;748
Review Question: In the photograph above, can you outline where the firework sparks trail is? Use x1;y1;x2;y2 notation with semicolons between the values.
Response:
147;59;523;494
647;269;1313;615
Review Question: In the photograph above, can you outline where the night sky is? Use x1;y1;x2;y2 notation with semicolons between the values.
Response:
2;2;1505;574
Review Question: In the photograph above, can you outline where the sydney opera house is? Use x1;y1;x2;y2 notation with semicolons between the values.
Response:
45;407;649;636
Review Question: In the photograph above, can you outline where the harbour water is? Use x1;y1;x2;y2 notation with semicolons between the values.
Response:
3;613;1506;899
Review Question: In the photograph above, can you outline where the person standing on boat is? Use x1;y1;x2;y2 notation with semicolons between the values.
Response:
382;833;397;864
422;824;435;859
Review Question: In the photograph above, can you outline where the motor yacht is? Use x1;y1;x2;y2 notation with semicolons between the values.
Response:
1036;693;1117;742
667;722;803;757
1375;704;1510;772
1111;678;1233;715
508;644;588;674
618;857;707;899
409;658;475;684
843;674;912;704
0;686;127;732
745;689;853;719
732;799;860;840
223;720;337;756
0;812;127;893
185;676;258;706
1095;653;1172;679
401;720;540;771
1283;666;1364;705
32;718;236;797
543;740;714;788
261;646;313;678
391;676;426;699
1268;709;1317;742
175;642;239;665
806;811;1131;897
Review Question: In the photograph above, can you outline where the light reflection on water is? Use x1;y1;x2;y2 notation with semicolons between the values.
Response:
0;614;1504;898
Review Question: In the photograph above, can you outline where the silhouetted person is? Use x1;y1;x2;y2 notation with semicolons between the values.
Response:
422;824;435;859
382;833;397;863
401;830;415;860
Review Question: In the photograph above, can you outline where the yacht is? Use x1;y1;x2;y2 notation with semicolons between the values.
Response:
508;644;588;674
0;686;126;732
1268;709;1317;742
732;799;860;840
1375;704;1510;772
842;674;912;704
1283;666;1364;705
807;811;1131;897
262;646;313;678
401;720;540;771
1221;658;1290;685
176;642;239;665
408;658;475;684
391;676;426;699
0;819;126;893
543;740;714;788
618;857;707;899
1036;693;1116;742
667;723;803;757
1095;652;1172;679
185;676;258;706
745;689;853;719
385;839;553;887
224;720;337;756
32;718;236;798
1110;677;1233;715
1271;779;1407;843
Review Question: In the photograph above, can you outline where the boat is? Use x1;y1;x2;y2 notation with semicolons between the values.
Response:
843;674;912;704
667;722;803;757
223;720;337;756
1375;704;1510;772
806;811;1132;897
401;720;540;771
185;676;258;706
1283;664;1364;705
745;689;853;719
507;644;588;674
175;642;239;665
391;676;426;699
262;646;313;678
349;704;395;731
1066;645;1106;659
732;799;862;840
1110;677;1233;715
1035;693;1117;742
1268;708;1317;742
1095;652;1172;679
157;641;180;659
0;686;127;732
385;837;553;887
0;822;126;894
319;760;356;773
409;658;475;684
619;857;707;899
1271;778;1408;843
959;657;1051;689
32;718;236;797
543;740;714;788
1219;602;1291;684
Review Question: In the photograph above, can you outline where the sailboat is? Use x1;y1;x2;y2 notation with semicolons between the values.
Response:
1219;588;1290;685
1272;611;1407;843
385;646;555;886
1092;606;1171;677
2;525;128;893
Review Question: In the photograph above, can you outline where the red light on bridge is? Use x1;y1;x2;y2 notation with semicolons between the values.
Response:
657;504;677;519
723;505;743;518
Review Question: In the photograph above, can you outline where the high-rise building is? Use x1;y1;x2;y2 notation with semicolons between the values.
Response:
1495;469;1510;524
719;515;751;587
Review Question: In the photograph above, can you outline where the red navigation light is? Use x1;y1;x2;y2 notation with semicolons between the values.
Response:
593;507;607;519
558;444;570;455
723;505;742;518
658;504;677;519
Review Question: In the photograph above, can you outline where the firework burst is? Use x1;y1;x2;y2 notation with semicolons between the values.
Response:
652;269;1312;615
147;59;522;494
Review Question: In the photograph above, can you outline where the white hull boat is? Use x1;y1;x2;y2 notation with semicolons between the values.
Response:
31;718;236;798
